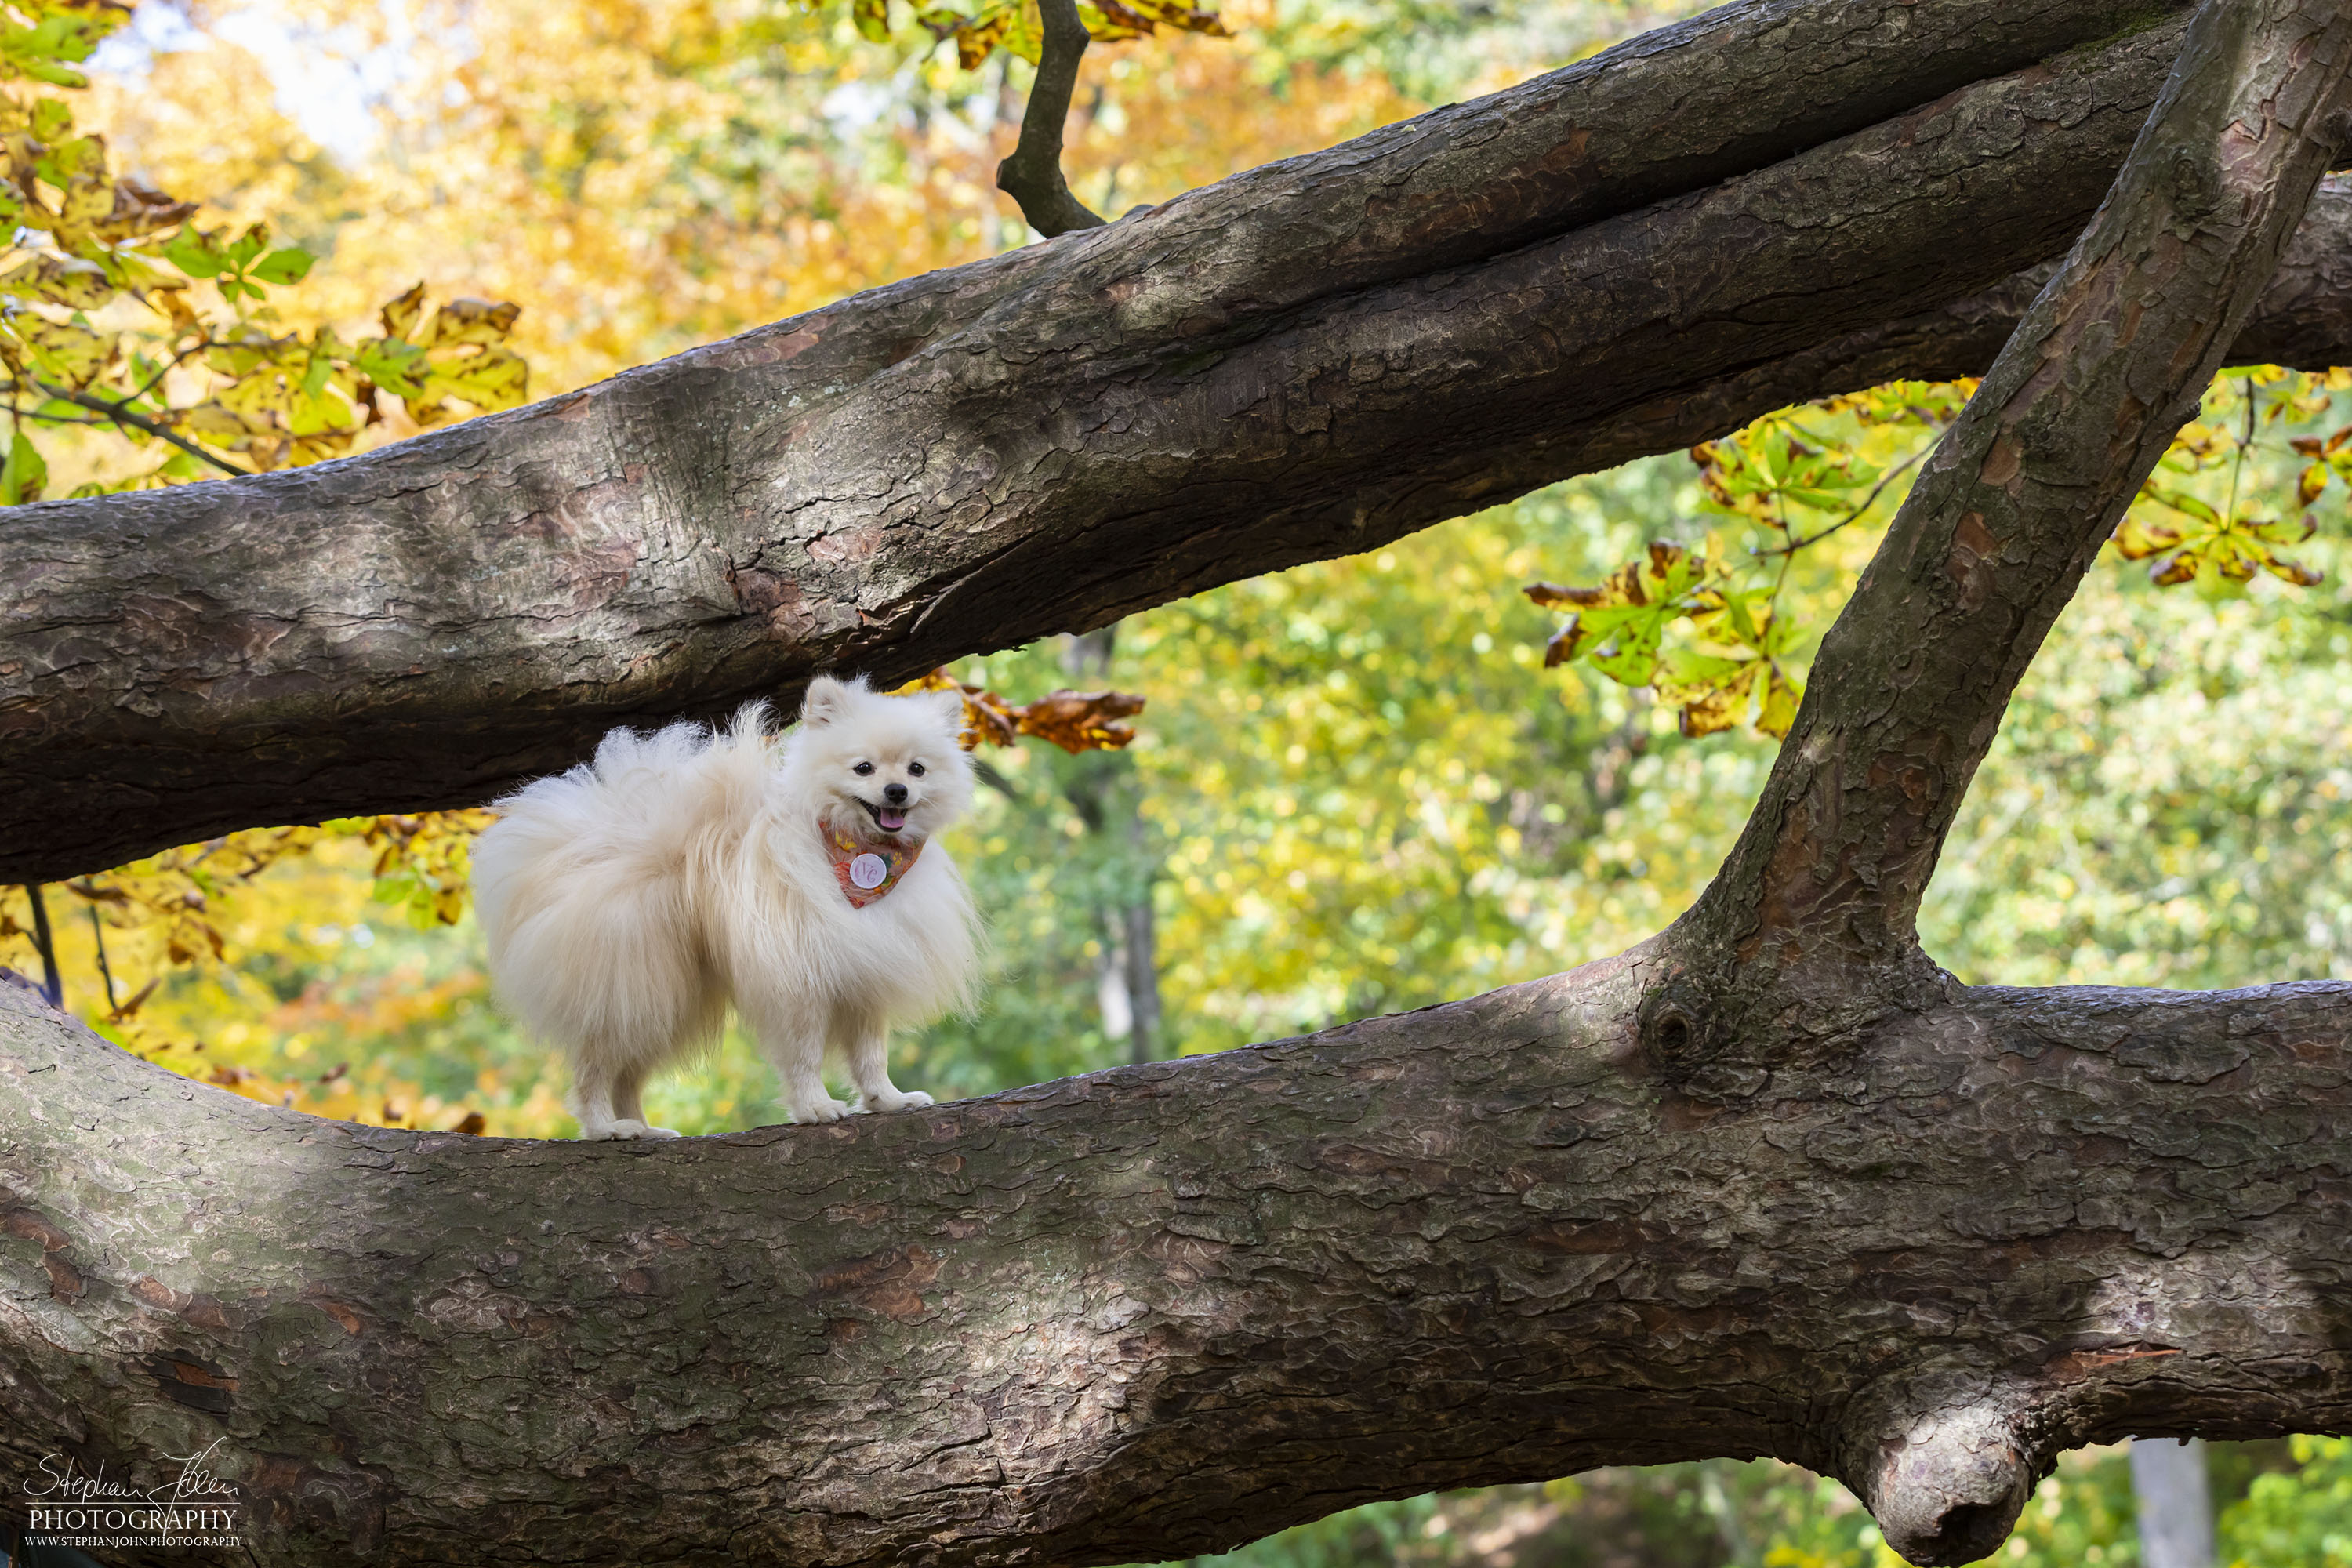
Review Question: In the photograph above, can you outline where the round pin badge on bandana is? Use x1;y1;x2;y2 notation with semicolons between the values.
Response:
849;852;890;891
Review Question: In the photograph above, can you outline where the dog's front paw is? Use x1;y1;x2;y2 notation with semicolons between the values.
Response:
863;1089;935;1113
791;1097;853;1124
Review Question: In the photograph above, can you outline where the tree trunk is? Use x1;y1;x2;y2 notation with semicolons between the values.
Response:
20;0;2352;884
2132;1439;2217;1568
1117;891;1161;1067
1060;628;1164;1065
4;3;2352;1567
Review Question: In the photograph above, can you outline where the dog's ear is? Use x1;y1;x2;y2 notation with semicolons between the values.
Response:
932;688;968;738
800;675;850;728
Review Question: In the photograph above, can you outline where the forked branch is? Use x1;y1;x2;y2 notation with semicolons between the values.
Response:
995;0;1107;237
1679;0;2352;1055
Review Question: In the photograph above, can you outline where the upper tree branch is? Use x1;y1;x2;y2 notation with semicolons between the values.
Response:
0;0;2310;884
1679;0;2352;1054
995;0;1106;237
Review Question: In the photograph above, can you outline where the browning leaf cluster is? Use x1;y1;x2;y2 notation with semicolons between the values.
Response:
899;668;1145;753
1527;541;1802;740
843;0;1227;70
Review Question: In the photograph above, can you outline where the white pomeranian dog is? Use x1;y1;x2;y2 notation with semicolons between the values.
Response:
471;675;980;1140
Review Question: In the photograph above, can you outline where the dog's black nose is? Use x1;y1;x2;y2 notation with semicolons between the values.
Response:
884;782;909;804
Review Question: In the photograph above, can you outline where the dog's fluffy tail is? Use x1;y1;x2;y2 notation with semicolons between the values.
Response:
473;707;771;1067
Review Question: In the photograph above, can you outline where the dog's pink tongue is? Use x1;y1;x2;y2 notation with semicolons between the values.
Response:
878;808;908;831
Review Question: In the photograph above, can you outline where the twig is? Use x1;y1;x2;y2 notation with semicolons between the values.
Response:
1751;439;1939;558
971;756;1023;801
127;338;217;406
20;885;60;1007
994;0;1108;238
86;903;118;1015
33;380;249;477
2224;368;2256;525
14;408;126;429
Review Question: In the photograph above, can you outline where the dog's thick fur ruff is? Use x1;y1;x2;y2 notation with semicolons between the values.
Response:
473;677;980;1139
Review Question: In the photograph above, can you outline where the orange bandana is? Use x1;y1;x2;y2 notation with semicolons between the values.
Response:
823;822;925;909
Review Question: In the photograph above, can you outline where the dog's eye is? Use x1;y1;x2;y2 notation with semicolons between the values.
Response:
908;761;926;777
852;761;875;776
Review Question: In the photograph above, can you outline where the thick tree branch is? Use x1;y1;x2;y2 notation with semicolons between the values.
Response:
5;960;2350;1568
0;0;2253;883
1676;0;2352;1063
994;0;1106;237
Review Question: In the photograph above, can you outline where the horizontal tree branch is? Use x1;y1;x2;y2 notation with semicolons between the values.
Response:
4;960;2348;1567
0;0;2266;883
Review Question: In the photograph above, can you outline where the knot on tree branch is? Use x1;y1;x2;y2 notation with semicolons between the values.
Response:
1851;1393;2040;1566
1633;954;1931;1095
2164;144;2226;223
1636;975;1718;1080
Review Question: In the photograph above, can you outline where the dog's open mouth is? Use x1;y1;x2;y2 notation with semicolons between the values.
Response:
857;798;910;833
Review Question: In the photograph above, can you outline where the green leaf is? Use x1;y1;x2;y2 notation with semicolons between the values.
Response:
2144;484;2220;525
1722;590;1760;648
1657;648;1745;685
223;224;269;269
32;132;104;188
0;427;48;506
1588;616;1665;687
163;226;226;279
1784;488;1853;510
249;245;314;285
351;336;431;398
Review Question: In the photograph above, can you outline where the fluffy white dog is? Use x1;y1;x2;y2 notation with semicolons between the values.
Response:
472;676;980;1139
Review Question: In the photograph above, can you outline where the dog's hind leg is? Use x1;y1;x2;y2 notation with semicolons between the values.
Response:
612;1060;681;1139
568;1046;677;1141
844;1013;933;1114
566;1051;627;1141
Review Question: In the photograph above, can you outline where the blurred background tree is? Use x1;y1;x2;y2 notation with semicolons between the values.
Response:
5;0;2352;1561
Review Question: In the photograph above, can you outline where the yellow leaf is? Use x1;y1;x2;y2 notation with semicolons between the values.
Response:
1757;664;1802;739
0;252;111;308
423;296;521;348
10;314;112;386
379;281;427;341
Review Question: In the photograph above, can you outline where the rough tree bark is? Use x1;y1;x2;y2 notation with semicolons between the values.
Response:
5;2;2352;1568
24;0;2352;884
